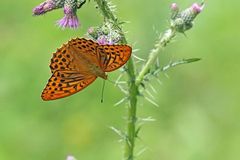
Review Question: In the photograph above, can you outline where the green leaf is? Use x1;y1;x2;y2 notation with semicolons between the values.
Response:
183;58;201;63
161;58;201;72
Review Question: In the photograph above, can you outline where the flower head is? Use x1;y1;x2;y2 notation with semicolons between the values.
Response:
191;3;204;14
87;22;122;45
170;3;179;12
57;5;79;29
97;36;109;45
170;3;179;19
170;2;205;33
33;0;62;15
33;0;85;29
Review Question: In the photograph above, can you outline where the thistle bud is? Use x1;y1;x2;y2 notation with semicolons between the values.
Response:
33;0;64;15
87;21;122;45
170;2;204;33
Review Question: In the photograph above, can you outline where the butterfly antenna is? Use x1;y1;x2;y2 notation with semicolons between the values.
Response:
101;80;106;103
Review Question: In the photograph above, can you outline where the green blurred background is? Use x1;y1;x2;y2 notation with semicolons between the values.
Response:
0;0;239;160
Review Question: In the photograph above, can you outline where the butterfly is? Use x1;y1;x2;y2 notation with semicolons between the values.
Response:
41;38;132;100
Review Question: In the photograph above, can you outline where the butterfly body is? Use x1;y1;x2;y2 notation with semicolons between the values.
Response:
41;38;131;101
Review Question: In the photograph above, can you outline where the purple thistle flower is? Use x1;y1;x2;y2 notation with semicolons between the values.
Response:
57;5;79;29
97;36;109;45
96;34;120;45
191;3;204;14
33;0;58;15
170;3;179;12
33;0;86;29
57;14;79;29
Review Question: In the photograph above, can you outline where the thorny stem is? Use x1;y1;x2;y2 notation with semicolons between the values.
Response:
94;0;138;160
135;28;176;86
95;1;202;160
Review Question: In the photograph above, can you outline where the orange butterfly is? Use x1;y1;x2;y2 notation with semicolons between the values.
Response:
41;38;132;100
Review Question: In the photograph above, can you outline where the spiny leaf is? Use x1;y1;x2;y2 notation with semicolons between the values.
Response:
161;58;201;71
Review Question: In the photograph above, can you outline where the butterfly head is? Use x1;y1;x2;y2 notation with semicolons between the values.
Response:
99;72;108;80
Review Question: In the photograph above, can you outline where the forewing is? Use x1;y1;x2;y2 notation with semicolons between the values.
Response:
69;38;100;67
97;45;132;72
41;70;97;101
50;38;100;73
50;43;76;73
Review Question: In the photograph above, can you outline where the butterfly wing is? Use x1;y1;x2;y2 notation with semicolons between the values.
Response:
69;38;100;67
41;70;97;100
50;43;75;73
97;45;132;72
43;38;100;100
50;38;100;73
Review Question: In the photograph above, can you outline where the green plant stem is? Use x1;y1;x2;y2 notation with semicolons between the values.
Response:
94;0;138;159
94;0;117;22
135;28;176;86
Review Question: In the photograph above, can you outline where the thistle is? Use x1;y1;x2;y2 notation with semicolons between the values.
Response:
33;0;64;15
171;2;204;33
33;0;86;29
34;1;205;160
87;22;122;45
57;1;79;29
